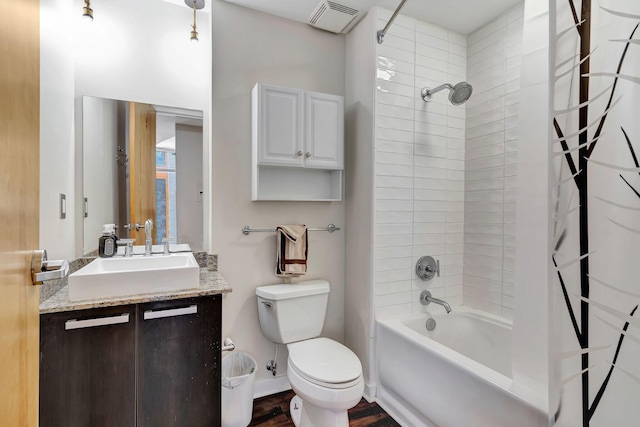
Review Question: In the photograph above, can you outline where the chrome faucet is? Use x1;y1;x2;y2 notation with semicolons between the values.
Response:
144;219;153;256
162;237;175;256
117;239;135;257
419;290;451;313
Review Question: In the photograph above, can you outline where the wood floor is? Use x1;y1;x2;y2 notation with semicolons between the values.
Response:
249;390;400;427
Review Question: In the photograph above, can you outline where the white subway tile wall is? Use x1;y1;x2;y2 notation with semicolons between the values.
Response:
373;4;524;319
463;4;523;318
374;8;466;317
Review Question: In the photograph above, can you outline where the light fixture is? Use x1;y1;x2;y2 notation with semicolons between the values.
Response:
185;0;205;42
82;0;93;21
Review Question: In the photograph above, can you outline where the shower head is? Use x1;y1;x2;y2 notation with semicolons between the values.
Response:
448;82;473;105
421;81;473;106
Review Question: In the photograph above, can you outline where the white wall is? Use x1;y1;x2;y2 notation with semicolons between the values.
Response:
82;97;119;254
40;0;211;258
372;8;467;318
513;0;549;407
463;4;524;318
210;1;346;394
176;124;203;251
40;0;76;260
345;9;376;395
72;0;209;109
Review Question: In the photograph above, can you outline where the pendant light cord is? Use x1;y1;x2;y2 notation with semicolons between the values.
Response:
192;1;197;32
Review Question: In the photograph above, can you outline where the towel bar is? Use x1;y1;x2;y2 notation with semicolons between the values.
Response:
241;224;340;235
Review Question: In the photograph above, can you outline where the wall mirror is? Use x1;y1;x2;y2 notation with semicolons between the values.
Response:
61;0;211;258
82;96;204;255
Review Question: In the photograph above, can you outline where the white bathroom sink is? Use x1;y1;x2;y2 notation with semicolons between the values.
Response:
68;252;200;302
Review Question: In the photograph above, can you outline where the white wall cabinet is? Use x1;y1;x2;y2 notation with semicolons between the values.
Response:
252;83;344;201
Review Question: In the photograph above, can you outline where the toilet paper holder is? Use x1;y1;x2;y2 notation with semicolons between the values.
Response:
222;337;235;352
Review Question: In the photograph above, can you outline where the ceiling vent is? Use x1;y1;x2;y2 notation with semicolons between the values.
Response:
308;1;361;34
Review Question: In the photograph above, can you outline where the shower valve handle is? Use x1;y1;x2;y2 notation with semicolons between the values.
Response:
416;256;440;281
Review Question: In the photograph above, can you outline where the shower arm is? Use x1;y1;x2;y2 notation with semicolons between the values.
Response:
377;0;409;44
424;83;453;97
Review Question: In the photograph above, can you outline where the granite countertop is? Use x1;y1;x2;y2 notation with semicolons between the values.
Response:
39;253;232;314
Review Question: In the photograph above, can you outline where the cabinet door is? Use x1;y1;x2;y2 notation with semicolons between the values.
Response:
40;305;136;427
304;91;344;169
137;296;221;427
254;83;304;167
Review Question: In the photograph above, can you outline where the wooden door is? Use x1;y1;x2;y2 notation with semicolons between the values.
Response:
39;306;137;427
0;0;41;425
137;297;221;426
128;102;157;245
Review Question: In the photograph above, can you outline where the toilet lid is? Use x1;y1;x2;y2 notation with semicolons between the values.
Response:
288;338;362;385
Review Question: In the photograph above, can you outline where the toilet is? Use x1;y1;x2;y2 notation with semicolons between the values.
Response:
256;279;363;427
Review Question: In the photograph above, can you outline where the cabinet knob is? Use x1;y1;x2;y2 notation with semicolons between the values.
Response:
297;150;303;156
305;152;311;158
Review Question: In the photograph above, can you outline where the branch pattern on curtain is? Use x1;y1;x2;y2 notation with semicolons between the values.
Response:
552;1;640;425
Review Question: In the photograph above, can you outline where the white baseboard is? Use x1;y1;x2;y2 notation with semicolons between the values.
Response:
363;382;377;403
253;375;291;399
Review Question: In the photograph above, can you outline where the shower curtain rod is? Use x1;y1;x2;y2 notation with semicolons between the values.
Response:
377;0;409;44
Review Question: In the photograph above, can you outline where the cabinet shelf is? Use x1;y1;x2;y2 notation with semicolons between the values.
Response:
253;166;342;201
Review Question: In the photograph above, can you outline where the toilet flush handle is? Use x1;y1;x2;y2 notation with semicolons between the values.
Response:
262;301;273;309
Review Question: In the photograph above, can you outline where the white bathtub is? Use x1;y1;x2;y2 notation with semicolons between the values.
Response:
376;308;547;427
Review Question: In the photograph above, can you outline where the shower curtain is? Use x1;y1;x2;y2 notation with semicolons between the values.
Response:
551;0;640;425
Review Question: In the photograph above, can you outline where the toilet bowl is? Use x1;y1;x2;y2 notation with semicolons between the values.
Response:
287;337;364;426
256;281;364;427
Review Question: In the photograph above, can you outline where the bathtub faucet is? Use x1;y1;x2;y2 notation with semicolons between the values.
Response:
419;290;451;314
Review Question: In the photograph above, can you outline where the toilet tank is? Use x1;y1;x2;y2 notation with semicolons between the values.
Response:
256;279;330;344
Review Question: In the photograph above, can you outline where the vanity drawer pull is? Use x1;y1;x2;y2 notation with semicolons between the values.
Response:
65;313;130;330
144;304;198;320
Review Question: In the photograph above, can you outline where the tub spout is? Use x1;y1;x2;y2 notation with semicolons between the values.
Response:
419;290;451;313
431;297;452;313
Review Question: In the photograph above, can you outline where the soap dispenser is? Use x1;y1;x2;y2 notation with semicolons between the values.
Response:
98;224;117;258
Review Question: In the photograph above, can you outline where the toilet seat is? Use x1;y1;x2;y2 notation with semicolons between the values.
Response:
287;338;363;390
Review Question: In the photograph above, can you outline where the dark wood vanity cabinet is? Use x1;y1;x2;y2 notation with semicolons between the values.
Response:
40;296;221;427
40;304;137;426
137;297;221;427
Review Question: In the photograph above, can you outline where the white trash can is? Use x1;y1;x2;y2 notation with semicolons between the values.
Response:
221;351;257;427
